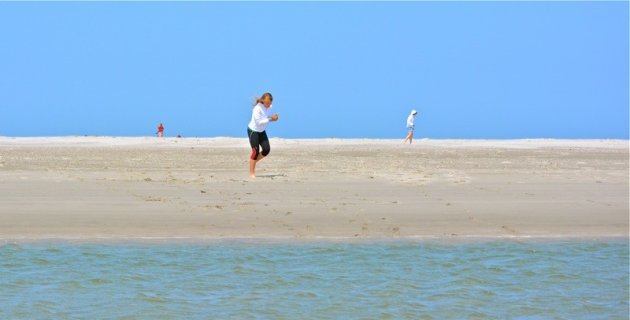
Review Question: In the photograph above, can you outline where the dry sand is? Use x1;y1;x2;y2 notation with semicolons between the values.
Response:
0;137;627;240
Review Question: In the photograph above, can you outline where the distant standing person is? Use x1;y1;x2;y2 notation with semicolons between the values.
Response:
404;110;418;144
157;123;164;137
247;92;278;178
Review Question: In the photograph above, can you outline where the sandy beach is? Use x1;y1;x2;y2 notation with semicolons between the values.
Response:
0;137;627;240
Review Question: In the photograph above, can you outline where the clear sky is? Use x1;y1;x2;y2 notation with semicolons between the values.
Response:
0;1;628;139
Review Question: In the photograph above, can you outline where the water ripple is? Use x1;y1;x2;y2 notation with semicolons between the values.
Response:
0;240;627;319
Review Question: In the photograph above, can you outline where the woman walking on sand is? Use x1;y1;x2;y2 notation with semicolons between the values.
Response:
157;123;164;138
247;92;278;178
404;110;418;144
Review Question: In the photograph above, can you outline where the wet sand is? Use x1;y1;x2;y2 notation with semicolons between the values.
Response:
0;137;627;240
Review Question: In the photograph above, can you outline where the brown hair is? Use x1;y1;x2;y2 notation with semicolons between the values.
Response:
253;92;273;106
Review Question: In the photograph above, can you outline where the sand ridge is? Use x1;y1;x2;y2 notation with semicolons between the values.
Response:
0;137;627;240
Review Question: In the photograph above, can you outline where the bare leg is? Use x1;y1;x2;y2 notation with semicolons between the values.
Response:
249;155;265;178
249;159;256;178
404;131;412;144
409;131;414;144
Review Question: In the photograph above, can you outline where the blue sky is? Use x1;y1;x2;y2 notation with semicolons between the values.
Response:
0;2;628;139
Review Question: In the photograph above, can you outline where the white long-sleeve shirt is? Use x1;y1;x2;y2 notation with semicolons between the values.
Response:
248;103;274;132
407;114;415;128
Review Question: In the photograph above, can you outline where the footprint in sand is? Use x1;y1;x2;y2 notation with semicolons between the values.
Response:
501;225;518;235
142;196;163;202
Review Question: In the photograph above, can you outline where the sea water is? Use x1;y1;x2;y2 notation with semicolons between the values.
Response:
1;239;628;319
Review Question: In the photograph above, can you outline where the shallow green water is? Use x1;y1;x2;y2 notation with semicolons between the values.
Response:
1;240;628;319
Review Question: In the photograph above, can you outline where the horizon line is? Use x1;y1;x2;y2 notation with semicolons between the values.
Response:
1;135;628;141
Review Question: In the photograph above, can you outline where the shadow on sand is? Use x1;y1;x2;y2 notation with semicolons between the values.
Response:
256;174;286;179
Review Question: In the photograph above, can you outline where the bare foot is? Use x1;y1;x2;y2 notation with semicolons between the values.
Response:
249;174;256;179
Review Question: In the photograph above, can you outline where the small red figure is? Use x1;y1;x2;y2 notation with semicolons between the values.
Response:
157;123;164;137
